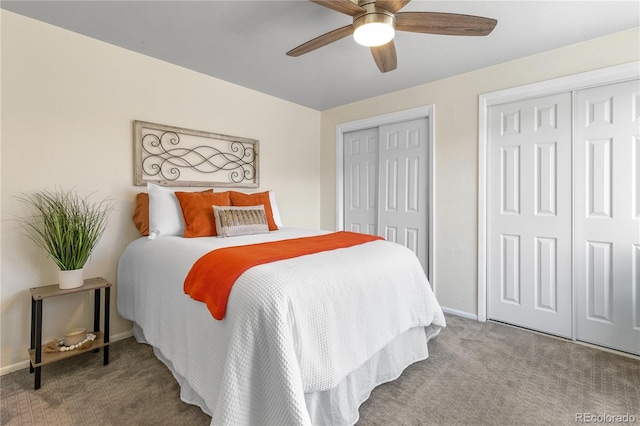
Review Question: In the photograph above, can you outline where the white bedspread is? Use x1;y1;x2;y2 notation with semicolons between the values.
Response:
117;228;445;425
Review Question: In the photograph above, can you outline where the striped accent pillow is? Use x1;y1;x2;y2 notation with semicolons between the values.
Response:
213;205;270;237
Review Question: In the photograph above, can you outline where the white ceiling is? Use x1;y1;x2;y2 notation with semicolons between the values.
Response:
3;1;639;110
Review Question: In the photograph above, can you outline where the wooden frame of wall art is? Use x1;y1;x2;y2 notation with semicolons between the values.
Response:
134;120;259;188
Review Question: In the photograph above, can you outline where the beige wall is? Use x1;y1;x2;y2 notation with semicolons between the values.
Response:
319;27;640;316
0;11;321;372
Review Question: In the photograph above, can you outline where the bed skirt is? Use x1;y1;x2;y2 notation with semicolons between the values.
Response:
133;323;441;426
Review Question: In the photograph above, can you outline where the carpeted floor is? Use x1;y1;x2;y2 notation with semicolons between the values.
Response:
1;314;638;425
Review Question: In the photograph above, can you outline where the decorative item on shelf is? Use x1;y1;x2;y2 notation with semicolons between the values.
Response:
44;331;96;353
59;269;85;291
63;327;87;346
16;188;114;289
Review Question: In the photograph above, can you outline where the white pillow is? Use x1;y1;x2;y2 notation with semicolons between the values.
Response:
147;183;184;240
269;191;283;227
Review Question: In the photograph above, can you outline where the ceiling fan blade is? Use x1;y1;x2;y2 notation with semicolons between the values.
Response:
375;0;411;13
309;0;364;16
370;40;397;73
396;12;497;36
287;25;354;57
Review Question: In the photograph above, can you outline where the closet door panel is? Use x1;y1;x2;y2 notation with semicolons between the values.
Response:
575;79;640;355
344;128;379;235
487;93;572;338
378;119;429;271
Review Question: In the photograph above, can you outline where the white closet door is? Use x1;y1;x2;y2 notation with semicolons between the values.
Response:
574;79;640;355
487;93;573;337
344;128;379;235
378;118;429;272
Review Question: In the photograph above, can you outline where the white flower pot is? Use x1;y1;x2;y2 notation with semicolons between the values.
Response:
58;268;84;290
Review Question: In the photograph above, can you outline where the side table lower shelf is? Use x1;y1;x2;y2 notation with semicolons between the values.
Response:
28;331;109;367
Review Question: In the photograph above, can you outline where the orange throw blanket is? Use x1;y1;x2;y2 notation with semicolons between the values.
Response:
184;231;384;320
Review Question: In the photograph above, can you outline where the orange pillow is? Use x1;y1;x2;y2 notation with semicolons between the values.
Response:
175;191;231;237
133;193;150;236
132;189;213;236
229;191;278;231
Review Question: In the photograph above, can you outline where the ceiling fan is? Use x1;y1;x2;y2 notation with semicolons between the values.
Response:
286;0;497;73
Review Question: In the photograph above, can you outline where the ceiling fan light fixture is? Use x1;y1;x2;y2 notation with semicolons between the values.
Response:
352;7;396;47
353;22;395;47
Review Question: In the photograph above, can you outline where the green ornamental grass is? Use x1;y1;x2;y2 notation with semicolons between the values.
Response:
17;189;114;271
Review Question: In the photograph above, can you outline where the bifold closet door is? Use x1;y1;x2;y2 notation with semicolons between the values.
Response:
574;79;640;355
487;93;573;338
343;127;379;235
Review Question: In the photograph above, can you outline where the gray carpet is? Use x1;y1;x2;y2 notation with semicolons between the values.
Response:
2;315;638;425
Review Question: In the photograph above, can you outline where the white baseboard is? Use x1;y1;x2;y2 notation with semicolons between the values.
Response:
441;307;478;321
0;361;31;376
0;329;134;376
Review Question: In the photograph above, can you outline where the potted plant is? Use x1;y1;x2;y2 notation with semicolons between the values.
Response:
17;188;113;289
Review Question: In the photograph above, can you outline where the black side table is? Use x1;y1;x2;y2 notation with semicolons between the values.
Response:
29;277;111;390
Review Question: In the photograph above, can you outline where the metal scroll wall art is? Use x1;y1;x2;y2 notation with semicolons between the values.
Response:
134;121;259;188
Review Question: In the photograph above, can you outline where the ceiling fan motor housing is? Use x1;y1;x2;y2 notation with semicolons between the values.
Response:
354;2;396;29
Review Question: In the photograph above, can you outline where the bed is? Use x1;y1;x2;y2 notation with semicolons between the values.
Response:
117;187;445;425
